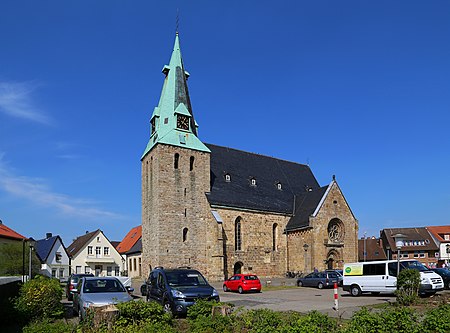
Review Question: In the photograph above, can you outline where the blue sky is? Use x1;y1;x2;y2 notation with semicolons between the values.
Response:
1;1;449;246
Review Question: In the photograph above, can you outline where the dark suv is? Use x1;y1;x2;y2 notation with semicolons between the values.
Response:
145;267;219;316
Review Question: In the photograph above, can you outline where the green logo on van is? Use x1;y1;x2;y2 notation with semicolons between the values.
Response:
345;267;351;274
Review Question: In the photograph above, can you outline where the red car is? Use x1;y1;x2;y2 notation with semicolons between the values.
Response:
223;274;262;293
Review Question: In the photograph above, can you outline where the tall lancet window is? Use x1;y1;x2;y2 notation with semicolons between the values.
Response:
235;217;242;251
174;153;179;169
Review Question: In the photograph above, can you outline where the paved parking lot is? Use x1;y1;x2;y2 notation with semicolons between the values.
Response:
133;278;397;319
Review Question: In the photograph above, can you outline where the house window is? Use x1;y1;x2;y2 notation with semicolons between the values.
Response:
174;153;179;169
183;228;188;242
59;269;64;278
190;156;195;171
88;246;93;255
235;217;242;251
55;252;62;262
133;258;137;271
107;266;112;276
52;269;57;278
97;236;100;242
76;266;82;274
115;266;120;276
272;223;278;251
419;251;425;258
85;266;91;274
96;247;101;256
414;251;419;258
104;247;109;256
129;259;132;272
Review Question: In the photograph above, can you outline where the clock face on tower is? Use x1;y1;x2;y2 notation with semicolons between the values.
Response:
177;115;189;130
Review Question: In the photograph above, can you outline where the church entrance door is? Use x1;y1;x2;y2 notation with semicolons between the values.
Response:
233;262;243;274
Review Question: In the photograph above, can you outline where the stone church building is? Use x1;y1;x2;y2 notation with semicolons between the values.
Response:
141;34;358;281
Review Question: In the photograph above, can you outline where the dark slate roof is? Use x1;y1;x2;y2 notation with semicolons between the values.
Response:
126;238;142;255
67;230;99;257
285;185;328;231
35;236;58;262
206;144;320;214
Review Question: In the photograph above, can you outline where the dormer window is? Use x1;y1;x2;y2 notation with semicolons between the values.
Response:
276;182;282;190
225;174;231;182
250;178;256;186
151;118;156;135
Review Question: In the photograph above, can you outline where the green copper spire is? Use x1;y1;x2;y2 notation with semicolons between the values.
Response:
141;33;210;159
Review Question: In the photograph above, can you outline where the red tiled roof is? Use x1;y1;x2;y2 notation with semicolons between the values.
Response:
427;226;450;242
116;226;141;254
0;222;27;241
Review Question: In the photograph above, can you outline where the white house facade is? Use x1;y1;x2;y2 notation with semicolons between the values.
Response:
67;229;125;276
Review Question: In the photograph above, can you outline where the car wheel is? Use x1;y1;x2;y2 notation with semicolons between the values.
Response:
350;285;361;297
318;282;324;289
297;281;303;287
163;301;173;315
223;285;229;292
238;286;244;294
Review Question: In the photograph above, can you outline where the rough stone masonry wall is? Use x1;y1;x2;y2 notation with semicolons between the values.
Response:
142;144;220;280
214;208;291;279
287;183;358;274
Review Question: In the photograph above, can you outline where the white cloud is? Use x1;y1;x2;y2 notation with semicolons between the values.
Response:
0;158;122;220
0;81;53;125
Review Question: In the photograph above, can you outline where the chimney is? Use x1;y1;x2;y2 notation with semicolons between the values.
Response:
46;233;52;239
86;230;89;234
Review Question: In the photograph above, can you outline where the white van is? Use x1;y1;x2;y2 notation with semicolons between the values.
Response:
343;259;443;297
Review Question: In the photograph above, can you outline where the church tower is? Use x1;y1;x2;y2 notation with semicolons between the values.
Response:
141;34;223;280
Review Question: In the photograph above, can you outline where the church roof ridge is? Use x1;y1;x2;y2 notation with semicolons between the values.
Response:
205;143;311;169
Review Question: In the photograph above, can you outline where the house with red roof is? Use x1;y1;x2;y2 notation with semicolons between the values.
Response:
0;220;27;244
117;226;142;278
427;225;450;267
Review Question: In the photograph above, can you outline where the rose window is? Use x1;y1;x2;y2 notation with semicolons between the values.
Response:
328;219;344;242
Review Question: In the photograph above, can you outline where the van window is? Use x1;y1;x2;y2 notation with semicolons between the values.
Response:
362;263;385;275
388;262;397;277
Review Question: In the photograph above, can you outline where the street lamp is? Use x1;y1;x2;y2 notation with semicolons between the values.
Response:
363;231;367;262
28;238;36;281
446;244;450;267
393;233;407;277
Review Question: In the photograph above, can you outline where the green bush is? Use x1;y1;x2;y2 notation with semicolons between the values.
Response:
395;269;420;305
115;299;172;326
240;308;284;333
188;313;234;333
14;275;64;322
22;319;76;333
421;303;450;333
279;310;338;333
187;299;232;320
344;306;420;333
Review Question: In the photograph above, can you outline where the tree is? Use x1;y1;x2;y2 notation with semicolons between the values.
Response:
0;242;40;276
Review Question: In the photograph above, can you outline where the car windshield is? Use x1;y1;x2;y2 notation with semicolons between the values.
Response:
400;260;428;272
166;271;208;286
83;279;126;293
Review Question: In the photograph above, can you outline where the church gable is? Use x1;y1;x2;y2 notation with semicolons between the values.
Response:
206;143;319;214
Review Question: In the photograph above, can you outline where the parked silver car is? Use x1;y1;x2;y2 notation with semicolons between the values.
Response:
72;276;133;319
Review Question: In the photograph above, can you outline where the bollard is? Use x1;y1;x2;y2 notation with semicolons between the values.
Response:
332;282;339;311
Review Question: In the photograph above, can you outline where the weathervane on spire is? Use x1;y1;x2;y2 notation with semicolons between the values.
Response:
176;8;180;34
